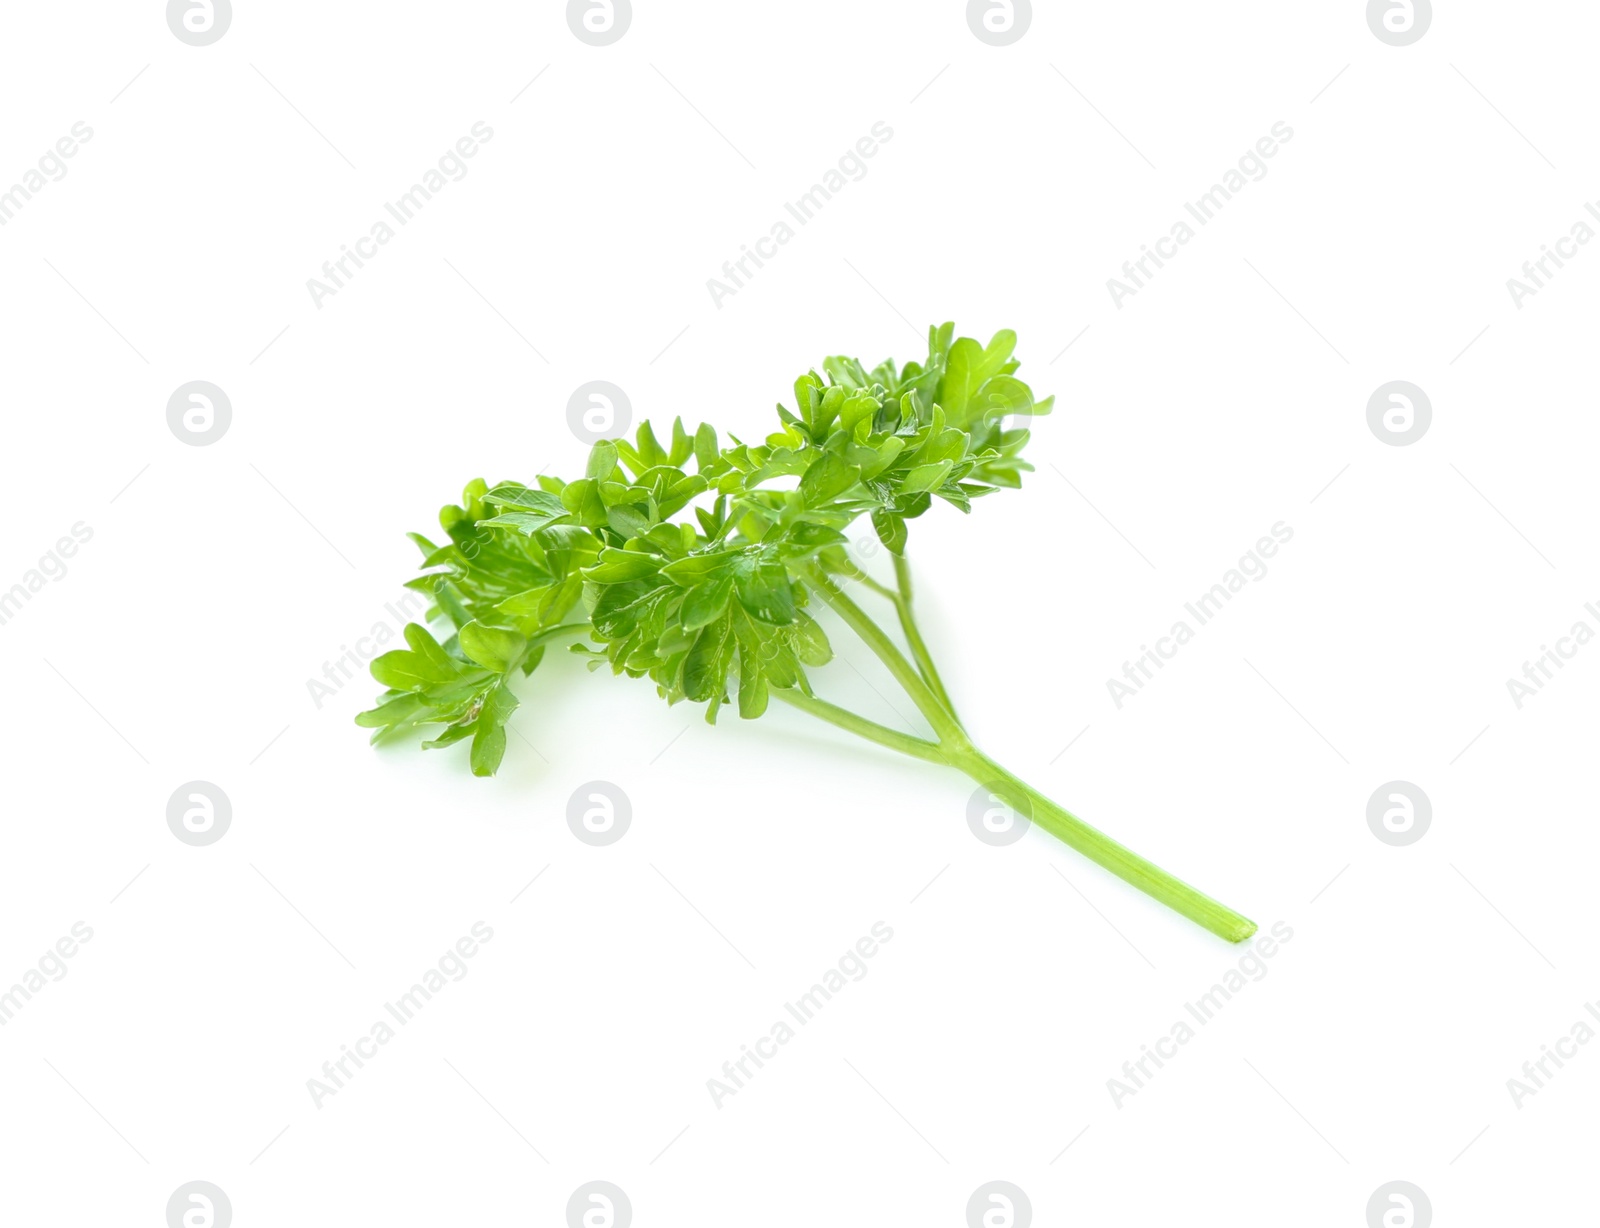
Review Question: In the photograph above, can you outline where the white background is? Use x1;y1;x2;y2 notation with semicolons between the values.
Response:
1;2;1595;1224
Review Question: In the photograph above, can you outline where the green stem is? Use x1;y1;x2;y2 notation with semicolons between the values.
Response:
827;557;898;602
890;553;959;721
791;560;1256;944
947;742;1257;943
770;688;946;763
800;564;962;742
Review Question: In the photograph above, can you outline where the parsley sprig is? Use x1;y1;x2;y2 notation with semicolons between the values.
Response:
359;323;1256;942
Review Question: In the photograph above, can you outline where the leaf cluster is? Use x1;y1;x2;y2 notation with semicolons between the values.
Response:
358;323;1053;773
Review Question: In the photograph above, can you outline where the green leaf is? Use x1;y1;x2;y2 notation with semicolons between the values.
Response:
541;574;585;624
694;423;719;471
404;624;455;672
737;647;768;718
592;581;662;638
370;631;464;689
736;608;798;689
496;586;551;616
821;356;866;390
587;441;620;481
900;460;953;494
354;692;430;729
635;421;669;469
940;336;982;423
785;524;848;551
368;652;450;690
484;483;567;516
799;451;861;506
872;509;908;556
977;329;1017;383
422;722;477;749
669;418;694;466
468;685;519;776
470;722;505;776
681;574;734;630
792;611;832;666
407;531;439;558
976;374;1036;419
838;392;878;439
660;549;738;585
436;582;472;630
478;510;566;535
793;372;822;421
459;622;527;672
683;613;733;701
658;473;708;519
583;547;664;583
734;556;795;625
861;435;906;480
560;478;608;528
606;504;653;540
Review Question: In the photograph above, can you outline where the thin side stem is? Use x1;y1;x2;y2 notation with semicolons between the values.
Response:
828;557;898;602
771;688;947;764
800;564;961;743
890;553;959;720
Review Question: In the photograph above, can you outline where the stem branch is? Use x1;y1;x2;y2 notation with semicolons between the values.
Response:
794;554;1256;944
800;564;961;743
890;553;959;720
771;688;946;763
